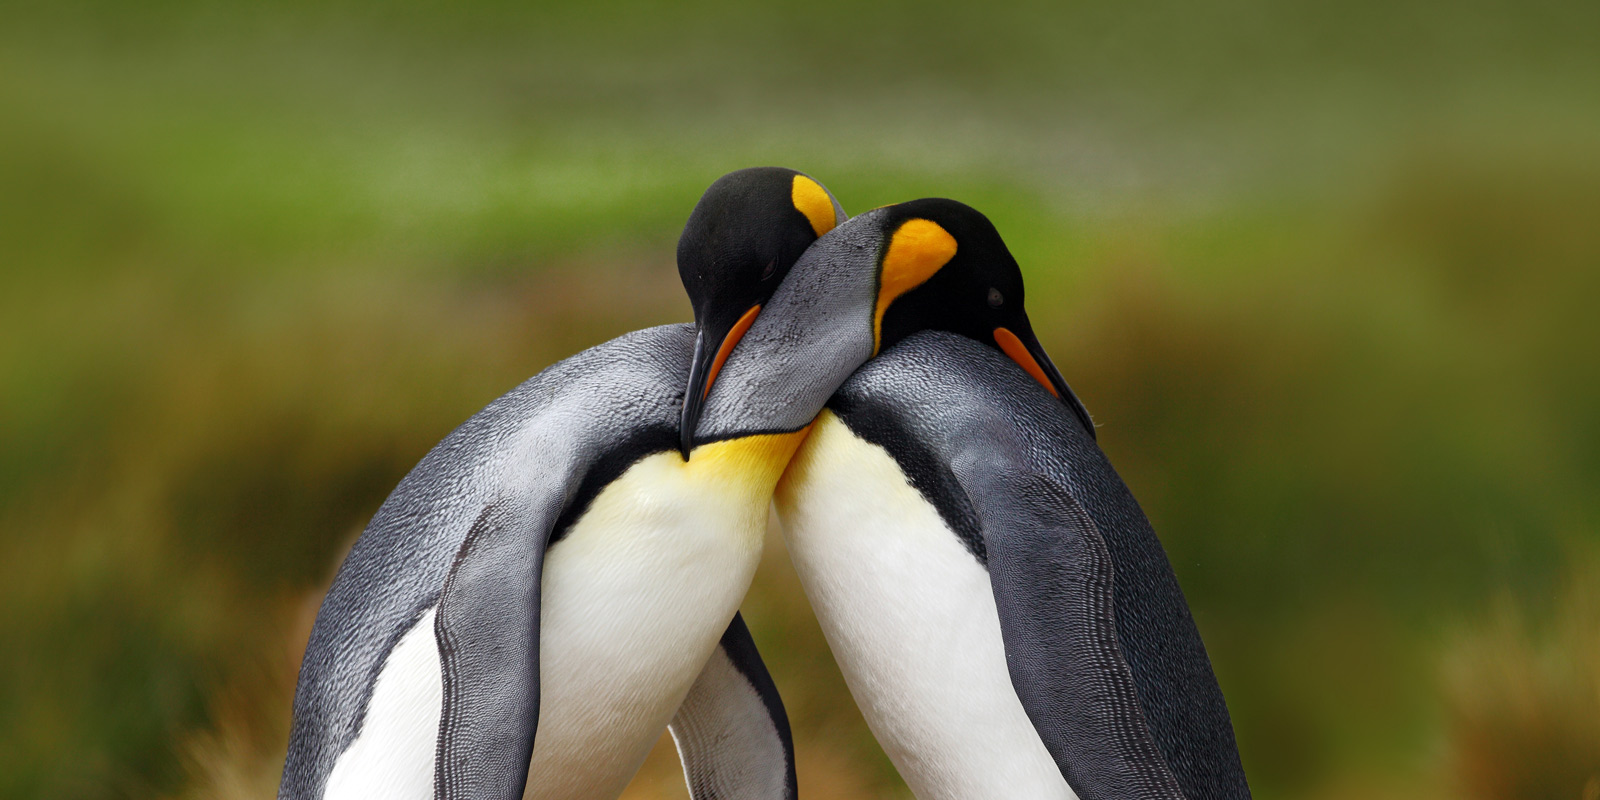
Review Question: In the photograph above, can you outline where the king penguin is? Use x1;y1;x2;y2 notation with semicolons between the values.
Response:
278;167;872;800
774;199;1251;800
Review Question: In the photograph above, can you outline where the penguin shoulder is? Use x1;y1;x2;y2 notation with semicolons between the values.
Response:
830;332;1079;463
368;322;696;530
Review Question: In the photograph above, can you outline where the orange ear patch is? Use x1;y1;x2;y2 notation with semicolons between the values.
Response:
791;175;837;238
874;218;957;352
993;327;1061;397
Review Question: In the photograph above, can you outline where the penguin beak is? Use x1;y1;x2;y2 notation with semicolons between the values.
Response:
993;326;1097;441
680;304;763;459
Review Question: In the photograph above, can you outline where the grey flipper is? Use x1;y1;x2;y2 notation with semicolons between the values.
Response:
279;324;693;800
825;330;1250;800
668;613;798;800
433;502;544;800
956;457;1185;799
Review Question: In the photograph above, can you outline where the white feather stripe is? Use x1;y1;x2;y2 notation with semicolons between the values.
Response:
324;607;442;800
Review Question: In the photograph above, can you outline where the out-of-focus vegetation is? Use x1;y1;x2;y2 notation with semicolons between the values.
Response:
3;1;1598;798
1442;558;1600;800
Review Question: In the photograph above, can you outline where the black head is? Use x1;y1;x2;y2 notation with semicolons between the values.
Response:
676;167;844;457
873;198;1097;439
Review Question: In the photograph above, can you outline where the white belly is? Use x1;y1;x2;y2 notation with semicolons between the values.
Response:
523;448;770;800
775;411;1077;800
325;433;802;800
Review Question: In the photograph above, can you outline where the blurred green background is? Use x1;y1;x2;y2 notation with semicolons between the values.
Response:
3;0;1598;798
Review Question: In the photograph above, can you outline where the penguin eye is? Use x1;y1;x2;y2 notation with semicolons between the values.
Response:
760;259;777;280
987;287;1004;308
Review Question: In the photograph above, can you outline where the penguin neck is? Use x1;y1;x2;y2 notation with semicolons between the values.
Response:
682;427;813;494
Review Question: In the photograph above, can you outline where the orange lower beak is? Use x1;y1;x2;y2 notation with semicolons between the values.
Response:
680;304;762;458
994;326;1097;440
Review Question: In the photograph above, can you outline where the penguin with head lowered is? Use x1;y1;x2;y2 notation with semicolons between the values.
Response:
278;167;870;800
774;199;1252;800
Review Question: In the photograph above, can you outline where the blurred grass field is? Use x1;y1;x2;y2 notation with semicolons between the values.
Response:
3;1;1599;798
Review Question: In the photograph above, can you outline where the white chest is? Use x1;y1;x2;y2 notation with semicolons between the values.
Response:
526;448;771;800
775;411;1077;800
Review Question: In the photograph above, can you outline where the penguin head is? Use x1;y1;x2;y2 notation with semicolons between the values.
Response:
868;198;1097;439
678;190;1095;452
677;167;846;457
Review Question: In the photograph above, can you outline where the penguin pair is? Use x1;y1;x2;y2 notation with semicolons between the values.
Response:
279;168;1251;800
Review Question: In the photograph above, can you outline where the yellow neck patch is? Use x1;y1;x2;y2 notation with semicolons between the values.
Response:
682;427;813;494
791;175;837;237
873;218;958;352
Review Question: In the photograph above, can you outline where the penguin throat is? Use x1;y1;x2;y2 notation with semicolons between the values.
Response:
683;428;813;492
